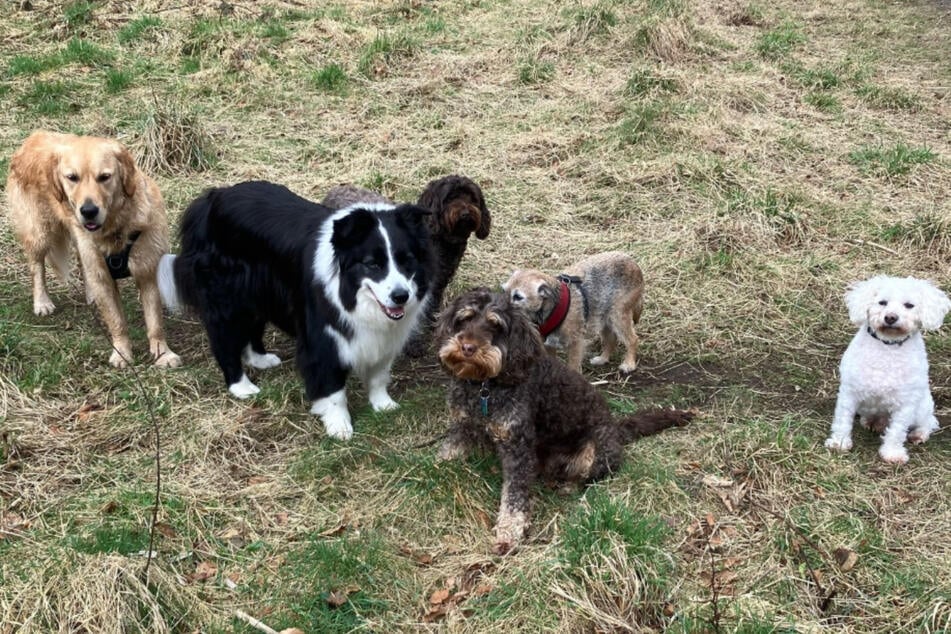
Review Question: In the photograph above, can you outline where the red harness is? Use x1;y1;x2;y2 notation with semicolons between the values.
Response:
538;280;571;337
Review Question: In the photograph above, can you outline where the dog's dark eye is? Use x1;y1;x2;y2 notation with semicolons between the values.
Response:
361;257;381;270
65;173;79;182
97;173;111;183
904;302;914;309
395;251;416;267
878;300;887;306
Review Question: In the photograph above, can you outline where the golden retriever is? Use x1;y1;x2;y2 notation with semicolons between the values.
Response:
5;130;181;368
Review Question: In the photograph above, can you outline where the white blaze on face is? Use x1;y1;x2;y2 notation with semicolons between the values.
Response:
367;225;414;320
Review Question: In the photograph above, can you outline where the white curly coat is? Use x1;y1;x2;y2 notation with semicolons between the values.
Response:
825;276;951;464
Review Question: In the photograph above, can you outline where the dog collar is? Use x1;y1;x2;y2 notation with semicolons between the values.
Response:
104;231;142;280
867;326;910;347
538;280;571;337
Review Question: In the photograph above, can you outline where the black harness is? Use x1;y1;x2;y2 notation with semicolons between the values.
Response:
104;231;141;280
556;274;589;320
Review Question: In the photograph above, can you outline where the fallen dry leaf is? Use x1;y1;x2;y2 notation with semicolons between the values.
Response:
429;588;451;605
155;522;177;539
326;585;360;608
274;512;289;526
188;560;217;583
75;402;103;422
834;547;859;572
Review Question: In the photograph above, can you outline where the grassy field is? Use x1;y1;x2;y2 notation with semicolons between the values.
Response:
1;0;949;631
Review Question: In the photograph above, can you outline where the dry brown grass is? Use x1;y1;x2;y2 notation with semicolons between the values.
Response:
1;0;949;631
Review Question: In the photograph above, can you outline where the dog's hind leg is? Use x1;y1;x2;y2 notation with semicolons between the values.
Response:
589;328;617;367
206;318;259;398
610;307;640;373
908;394;939;444
242;320;281;369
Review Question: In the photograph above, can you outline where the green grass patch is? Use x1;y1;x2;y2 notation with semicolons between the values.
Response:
804;91;840;113
259;20;290;45
267;534;404;631
104;67;134;93
755;22;806;60
312;63;348;94
879;212;951;252
786;63;840;89
8;54;59;76
63;0;96;31
358;31;418;78
61;37;115;67
117;15;163;45
625;68;678;97
848;143;936;177
563;3;618;40
855;83;921;112
614;101;665;146
18;79;82;116
517;56;555;85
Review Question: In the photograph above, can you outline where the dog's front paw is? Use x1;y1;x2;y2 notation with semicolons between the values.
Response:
437;439;467;461
369;392;399;412
879;445;909;465
243;347;281;369
824;436;853;452
320;410;353;440
33;297;56;316
493;511;528;555
109;346;133;368
618;361;638;373
228;375;260;399
154;351;182;368
588;355;609;366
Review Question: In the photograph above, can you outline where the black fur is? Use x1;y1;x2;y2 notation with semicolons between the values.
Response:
168;180;433;404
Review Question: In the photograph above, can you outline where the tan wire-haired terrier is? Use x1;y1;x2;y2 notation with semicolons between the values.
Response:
502;251;644;373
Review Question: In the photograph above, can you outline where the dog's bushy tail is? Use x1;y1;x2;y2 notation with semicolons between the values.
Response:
619;408;695;443
157;253;180;312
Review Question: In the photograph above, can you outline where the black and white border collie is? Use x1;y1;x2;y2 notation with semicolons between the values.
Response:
157;180;433;440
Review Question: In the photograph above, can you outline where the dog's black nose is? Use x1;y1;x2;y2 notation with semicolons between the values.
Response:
80;203;99;219
884;314;898;326
390;287;410;306
461;342;477;357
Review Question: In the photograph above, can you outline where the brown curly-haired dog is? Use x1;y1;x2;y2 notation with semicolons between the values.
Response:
322;176;491;356
436;288;693;554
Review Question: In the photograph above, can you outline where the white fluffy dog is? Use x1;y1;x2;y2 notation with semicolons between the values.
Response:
825;275;950;464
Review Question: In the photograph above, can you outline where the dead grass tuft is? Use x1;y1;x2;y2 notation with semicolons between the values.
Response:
136;100;215;175
631;16;693;62
0;553;209;633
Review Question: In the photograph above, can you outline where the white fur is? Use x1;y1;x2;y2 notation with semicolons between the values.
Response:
157;253;180;313
311;389;352;440
826;276;950;464
314;204;428;427
229;373;261;399
242;345;281;369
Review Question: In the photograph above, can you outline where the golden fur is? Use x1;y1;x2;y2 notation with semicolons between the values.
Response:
5;130;180;368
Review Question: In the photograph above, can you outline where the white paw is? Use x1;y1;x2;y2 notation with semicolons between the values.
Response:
311;392;353;440
879;444;909;464
437;440;466;461
242;346;281;369
319;409;353;440
589;355;609;366
907;429;931;444
619;361;638;373
34;298;56;316
109;348;132;368
824;436;853;452
228;375;260;399
369;392;399;412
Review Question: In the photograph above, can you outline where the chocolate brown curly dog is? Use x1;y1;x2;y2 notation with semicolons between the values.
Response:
435;288;693;554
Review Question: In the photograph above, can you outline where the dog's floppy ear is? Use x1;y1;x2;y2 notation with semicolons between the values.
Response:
472;185;491;240
332;208;378;251
496;294;544;382
395;203;432;229
917;279;951;331
537;281;555;300
844;277;882;325
114;144;138;198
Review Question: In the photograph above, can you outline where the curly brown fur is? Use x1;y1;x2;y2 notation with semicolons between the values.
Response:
435;288;692;554
320;184;391;210
417;175;491;323
503;251;644;373
5;130;180;369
